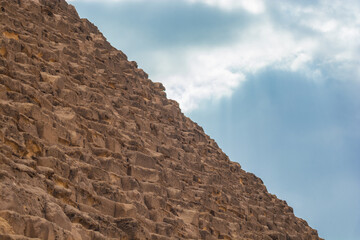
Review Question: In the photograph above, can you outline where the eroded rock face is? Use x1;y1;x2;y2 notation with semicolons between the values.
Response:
0;0;322;239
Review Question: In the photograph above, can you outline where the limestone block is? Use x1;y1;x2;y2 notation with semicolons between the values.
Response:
39;123;58;145
178;209;199;226
44;202;72;231
130;152;157;169
0;84;7;100
59;89;78;105
114;203;137;218
105;136;121;153
132;166;160;183
144;194;166;210
120;176;140;191
0;216;15;235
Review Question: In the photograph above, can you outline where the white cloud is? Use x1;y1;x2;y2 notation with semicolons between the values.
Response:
163;51;245;112
154;24;318;111
290;53;312;72
70;0;360;112
158;0;360;112
69;0;265;13
186;0;265;13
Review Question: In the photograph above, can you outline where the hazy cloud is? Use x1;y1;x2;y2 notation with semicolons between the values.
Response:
160;23;319;111
186;0;265;13
70;0;360;112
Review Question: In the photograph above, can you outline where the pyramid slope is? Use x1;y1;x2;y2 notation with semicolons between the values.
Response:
0;0;321;239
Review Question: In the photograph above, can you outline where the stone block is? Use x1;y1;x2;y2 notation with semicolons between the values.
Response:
132;166;160;183
130;152;157;169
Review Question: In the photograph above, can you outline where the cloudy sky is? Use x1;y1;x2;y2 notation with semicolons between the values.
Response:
69;0;360;239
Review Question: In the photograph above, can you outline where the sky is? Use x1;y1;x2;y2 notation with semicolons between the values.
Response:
68;0;360;239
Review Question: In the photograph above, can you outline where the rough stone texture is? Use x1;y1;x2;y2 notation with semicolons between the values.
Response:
0;0;323;239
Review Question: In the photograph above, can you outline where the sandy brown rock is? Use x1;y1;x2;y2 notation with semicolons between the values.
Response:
0;0;323;239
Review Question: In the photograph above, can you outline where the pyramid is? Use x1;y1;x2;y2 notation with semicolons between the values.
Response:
0;0;322;239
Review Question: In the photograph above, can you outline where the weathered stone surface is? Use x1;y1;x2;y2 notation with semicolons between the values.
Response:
0;0;323;239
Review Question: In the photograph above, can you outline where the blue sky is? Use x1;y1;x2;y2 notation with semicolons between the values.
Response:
69;0;360;239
